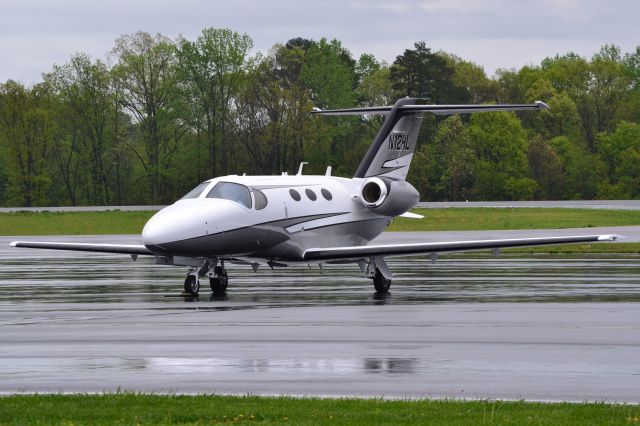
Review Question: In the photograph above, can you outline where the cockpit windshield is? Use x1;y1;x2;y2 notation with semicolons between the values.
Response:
180;182;210;200
206;182;252;208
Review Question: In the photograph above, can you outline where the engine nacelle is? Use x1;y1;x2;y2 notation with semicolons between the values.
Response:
360;177;419;216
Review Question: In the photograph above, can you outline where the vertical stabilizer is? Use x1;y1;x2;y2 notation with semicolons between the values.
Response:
353;98;423;181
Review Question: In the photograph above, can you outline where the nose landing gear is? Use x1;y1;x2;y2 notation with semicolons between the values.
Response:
182;260;229;297
183;273;200;296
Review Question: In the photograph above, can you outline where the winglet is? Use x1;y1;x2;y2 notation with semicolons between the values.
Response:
598;234;626;241
535;100;551;110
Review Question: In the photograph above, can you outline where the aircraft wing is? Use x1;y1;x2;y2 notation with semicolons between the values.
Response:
303;234;622;261
9;241;153;255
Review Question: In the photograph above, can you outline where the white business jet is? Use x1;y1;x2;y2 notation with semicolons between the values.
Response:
10;98;621;295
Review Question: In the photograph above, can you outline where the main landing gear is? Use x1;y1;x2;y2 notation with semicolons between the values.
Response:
183;260;228;297
372;268;392;293
363;257;393;294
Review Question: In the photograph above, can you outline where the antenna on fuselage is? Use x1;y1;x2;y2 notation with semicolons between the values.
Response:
297;162;308;176
325;166;332;176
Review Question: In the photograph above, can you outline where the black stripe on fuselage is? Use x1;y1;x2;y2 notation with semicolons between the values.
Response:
149;212;351;250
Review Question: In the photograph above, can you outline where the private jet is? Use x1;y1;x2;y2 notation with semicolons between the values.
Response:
10;98;621;295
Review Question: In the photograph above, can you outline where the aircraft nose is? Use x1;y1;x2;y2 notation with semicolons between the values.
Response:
142;210;172;247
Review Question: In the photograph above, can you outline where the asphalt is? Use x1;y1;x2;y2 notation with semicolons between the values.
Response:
1;230;640;401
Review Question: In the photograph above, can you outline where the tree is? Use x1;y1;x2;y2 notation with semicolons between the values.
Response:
300;38;356;109
527;137;564;199
355;53;381;83
111;32;182;203
232;51;313;175
550;136;605;199
597;121;640;198
358;66;394;107
439;53;497;103
389;42;467;103
408;115;475;201
0;81;54;206
46;54;116;205
468;112;532;200
177;28;253;178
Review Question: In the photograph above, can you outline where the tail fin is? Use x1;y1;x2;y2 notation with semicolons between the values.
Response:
313;98;549;181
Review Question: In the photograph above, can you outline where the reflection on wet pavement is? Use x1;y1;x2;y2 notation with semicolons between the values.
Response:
1;243;640;401
1;254;640;306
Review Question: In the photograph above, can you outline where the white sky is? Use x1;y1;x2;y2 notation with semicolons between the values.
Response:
2;0;639;85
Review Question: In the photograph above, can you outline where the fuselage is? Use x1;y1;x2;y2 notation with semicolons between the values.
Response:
142;174;391;261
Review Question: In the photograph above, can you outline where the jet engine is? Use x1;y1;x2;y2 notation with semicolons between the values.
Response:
360;177;419;216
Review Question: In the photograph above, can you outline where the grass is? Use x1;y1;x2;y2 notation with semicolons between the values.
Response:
0;210;155;236
1;394;639;425
1;207;639;253
388;208;640;231
1;207;639;236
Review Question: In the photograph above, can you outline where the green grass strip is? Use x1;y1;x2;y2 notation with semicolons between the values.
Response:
1;394;639;425
1;208;639;254
0;211;155;236
2;208;639;236
388;208;640;231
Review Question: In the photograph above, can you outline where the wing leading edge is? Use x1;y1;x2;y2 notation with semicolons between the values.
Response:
303;234;622;261
9;241;153;255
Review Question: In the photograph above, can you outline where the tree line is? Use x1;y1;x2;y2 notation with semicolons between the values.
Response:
0;28;639;206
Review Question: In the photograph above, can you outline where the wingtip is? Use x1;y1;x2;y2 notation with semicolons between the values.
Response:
535;100;551;110
9;241;18;247
598;234;626;241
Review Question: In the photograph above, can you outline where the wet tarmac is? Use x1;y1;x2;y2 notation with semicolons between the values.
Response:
1;233;640;401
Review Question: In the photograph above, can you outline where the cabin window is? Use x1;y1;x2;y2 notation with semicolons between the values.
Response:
305;189;317;201
321;188;333;201
180;181;210;199
289;189;301;201
253;189;268;210
207;182;252;208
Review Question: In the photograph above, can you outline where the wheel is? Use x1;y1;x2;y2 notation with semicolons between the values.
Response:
372;269;391;293
210;267;228;294
183;274;199;295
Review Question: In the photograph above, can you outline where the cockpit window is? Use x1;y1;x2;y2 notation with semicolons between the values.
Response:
206;182;252;208
253;189;268;210
180;181;210;199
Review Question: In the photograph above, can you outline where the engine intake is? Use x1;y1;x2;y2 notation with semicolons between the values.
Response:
360;177;419;216
361;177;388;207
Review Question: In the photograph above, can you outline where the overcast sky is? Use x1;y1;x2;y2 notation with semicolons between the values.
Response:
2;0;639;85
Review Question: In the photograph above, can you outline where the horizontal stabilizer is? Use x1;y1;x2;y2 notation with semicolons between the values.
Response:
399;212;424;219
312;101;549;116
10;241;153;255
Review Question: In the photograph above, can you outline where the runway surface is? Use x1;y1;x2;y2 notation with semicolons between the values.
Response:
1;231;640;401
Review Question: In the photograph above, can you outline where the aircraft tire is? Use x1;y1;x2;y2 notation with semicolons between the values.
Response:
184;274;199;295
210;270;228;294
373;269;391;293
